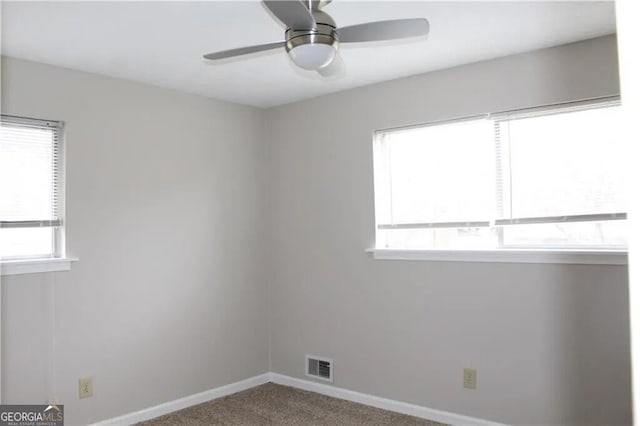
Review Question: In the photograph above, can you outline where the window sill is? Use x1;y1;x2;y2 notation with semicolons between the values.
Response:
366;248;627;265
0;257;78;276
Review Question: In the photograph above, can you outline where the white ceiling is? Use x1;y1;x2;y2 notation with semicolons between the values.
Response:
1;1;616;108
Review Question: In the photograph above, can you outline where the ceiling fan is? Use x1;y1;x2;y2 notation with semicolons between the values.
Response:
203;0;430;76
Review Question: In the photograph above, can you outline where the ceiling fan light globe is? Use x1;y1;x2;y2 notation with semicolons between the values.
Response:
289;43;337;70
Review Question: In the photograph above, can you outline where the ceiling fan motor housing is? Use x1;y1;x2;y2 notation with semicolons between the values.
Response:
285;10;339;70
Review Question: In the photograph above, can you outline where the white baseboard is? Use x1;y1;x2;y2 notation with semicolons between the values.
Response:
93;371;505;426
268;373;507;426
93;373;271;425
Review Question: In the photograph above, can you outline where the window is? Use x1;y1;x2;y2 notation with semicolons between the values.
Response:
373;98;626;252
1;115;64;261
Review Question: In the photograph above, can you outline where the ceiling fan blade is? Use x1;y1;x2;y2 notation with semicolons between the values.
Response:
337;18;430;43
317;53;345;78
263;0;316;30
203;42;284;61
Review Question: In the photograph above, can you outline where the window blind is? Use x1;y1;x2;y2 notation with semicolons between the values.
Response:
373;96;626;250
492;98;623;228
0;115;63;258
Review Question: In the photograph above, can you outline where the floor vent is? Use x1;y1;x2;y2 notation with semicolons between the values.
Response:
305;355;333;382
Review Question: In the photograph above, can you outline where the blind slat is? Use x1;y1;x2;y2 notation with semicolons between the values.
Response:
495;213;627;226
378;221;491;230
1;220;63;229
378;213;626;231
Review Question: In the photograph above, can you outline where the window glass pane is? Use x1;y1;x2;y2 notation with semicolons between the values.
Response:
372;102;626;251
502;220;627;248
379;227;494;250
504;106;625;218
0;227;54;259
0;125;55;221
377;119;494;225
1;119;60;259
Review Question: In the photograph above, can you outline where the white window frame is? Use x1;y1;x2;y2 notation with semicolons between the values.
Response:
369;96;628;265
0;114;76;275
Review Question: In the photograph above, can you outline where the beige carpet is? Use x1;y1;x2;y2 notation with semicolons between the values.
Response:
138;383;448;425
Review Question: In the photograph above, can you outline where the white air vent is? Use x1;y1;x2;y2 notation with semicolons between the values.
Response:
305;354;333;382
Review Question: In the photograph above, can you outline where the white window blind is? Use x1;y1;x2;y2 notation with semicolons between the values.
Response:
493;100;626;248
0;115;64;259
374;117;495;249
373;97;626;250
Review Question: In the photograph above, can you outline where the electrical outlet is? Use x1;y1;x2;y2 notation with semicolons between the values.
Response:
463;368;477;389
79;377;93;399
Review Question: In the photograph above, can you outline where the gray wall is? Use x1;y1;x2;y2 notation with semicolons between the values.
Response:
265;35;631;425
0;57;270;424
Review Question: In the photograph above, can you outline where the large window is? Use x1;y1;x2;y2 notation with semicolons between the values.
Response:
373;99;626;251
0;115;64;260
